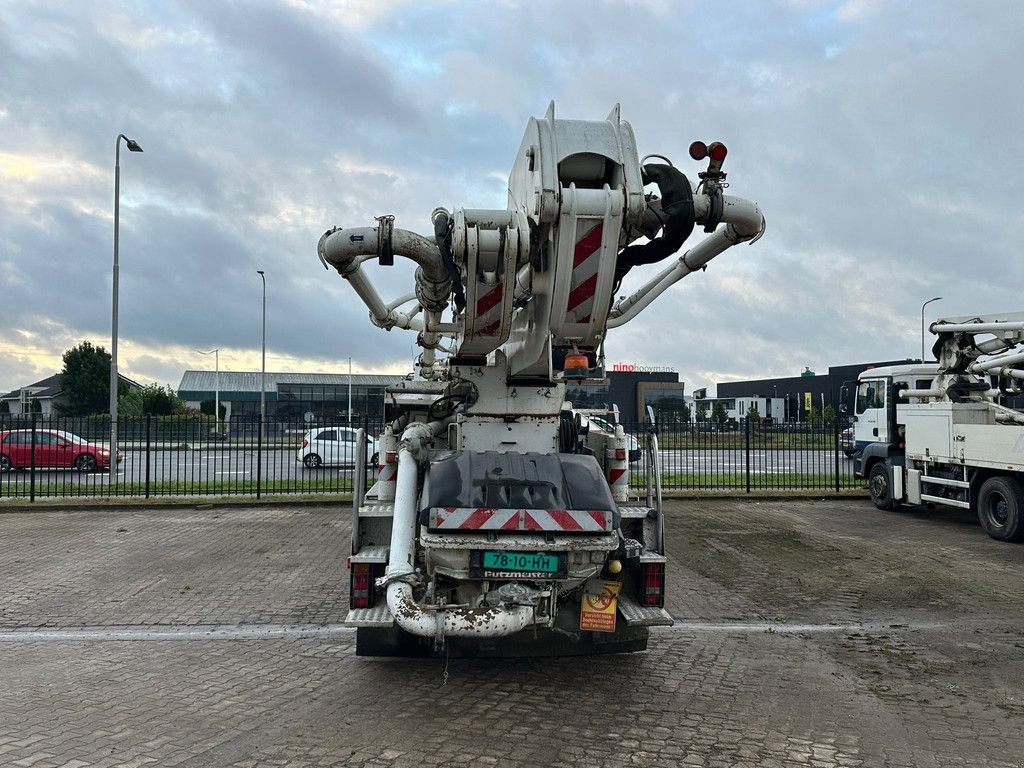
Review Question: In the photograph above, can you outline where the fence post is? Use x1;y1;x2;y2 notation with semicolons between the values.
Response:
145;415;152;498
834;422;841;493
30;413;37;503
744;416;751;494
256;418;263;500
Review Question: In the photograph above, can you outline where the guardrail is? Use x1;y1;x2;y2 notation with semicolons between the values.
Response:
0;414;859;501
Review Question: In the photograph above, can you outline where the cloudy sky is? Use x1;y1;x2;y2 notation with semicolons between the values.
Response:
2;0;1022;397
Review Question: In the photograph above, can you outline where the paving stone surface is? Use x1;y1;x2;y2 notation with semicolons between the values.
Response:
1;499;1022;767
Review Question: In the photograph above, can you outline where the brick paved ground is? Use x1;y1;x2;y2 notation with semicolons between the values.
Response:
1;499;1022;767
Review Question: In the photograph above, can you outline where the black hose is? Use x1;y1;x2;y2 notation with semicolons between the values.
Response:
558;412;579;453
433;212;466;313
613;164;695;288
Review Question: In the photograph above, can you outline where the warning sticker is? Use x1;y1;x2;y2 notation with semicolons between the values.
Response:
580;581;622;633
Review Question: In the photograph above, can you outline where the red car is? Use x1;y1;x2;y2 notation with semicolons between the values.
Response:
0;429;123;472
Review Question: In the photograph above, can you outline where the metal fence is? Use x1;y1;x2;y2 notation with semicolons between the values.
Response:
632;419;860;493
0;414;860;502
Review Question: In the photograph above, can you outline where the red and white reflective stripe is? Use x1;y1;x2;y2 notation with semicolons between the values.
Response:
566;220;603;324
430;507;612;532
607;466;628;503
473;283;504;337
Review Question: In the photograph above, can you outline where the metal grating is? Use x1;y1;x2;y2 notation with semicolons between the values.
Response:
617;594;674;627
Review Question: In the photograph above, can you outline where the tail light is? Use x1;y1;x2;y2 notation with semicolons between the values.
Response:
641;562;665;607
350;562;373;609
614;448;627;461
302;438;309;448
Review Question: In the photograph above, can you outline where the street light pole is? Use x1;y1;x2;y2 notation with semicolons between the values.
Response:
921;296;942;362
110;133;143;476
348;356;352;426
256;270;266;500
257;271;266;423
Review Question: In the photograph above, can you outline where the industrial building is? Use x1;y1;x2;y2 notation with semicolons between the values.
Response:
713;359;919;422
177;368;686;428
177;371;404;426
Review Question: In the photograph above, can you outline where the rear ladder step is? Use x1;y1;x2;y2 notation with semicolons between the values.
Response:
359;503;395;518
618;506;652;519
617;594;673;627
350;545;389;564
345;602;394;628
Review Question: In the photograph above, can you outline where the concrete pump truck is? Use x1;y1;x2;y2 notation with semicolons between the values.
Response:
317;103;766;655
852;313;1024;542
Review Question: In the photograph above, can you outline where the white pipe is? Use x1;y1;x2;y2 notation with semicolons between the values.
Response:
932;321;1024;333
970;350;1024;372
900;389;944;399
384;422;537;639
980;367;1024;381
607;194;764;328
386;292;418;312
319;226;449;284
318;226;454;335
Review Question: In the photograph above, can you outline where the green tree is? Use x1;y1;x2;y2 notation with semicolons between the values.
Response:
712;401;727;427
823;404;836;427
59;342;120;416
746;403;761;430
696;400;709;422
119;384;185;417
809;405;822;428
657;399;691;426
199;399;226;419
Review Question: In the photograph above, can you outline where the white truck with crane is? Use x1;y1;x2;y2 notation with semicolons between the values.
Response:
317;103;765;655
851;313;1024;542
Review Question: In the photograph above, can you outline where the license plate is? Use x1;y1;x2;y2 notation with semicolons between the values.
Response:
470;551;566;579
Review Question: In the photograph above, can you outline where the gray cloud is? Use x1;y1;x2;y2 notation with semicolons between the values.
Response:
2;0;1023;396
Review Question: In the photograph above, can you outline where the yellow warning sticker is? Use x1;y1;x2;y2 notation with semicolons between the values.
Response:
580;581;622;633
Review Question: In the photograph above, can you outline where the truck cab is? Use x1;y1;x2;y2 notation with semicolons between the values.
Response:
849;364;939;477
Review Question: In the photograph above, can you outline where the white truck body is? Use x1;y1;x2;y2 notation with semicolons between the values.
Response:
852;315;1024;542
317;104;766;655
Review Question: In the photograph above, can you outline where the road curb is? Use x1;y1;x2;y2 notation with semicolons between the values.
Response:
0;495;350;514
0;490;868;514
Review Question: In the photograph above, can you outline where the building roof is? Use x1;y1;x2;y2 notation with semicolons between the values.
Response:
0;373;64;401
1;372;140;402
177;370;406;394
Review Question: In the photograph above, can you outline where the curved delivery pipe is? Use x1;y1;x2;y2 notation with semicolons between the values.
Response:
317;226;452;333
607;192;764;328
383;422;539;639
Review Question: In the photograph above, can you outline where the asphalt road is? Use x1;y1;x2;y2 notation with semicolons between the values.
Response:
1;499;1021;766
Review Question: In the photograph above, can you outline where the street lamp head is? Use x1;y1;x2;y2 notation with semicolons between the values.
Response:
257;270;265;275
118;134;143;152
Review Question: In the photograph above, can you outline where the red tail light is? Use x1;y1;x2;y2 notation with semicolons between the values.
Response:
614;448;627;461
350;563;372;609
302;438;309;448
641;562;665;607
